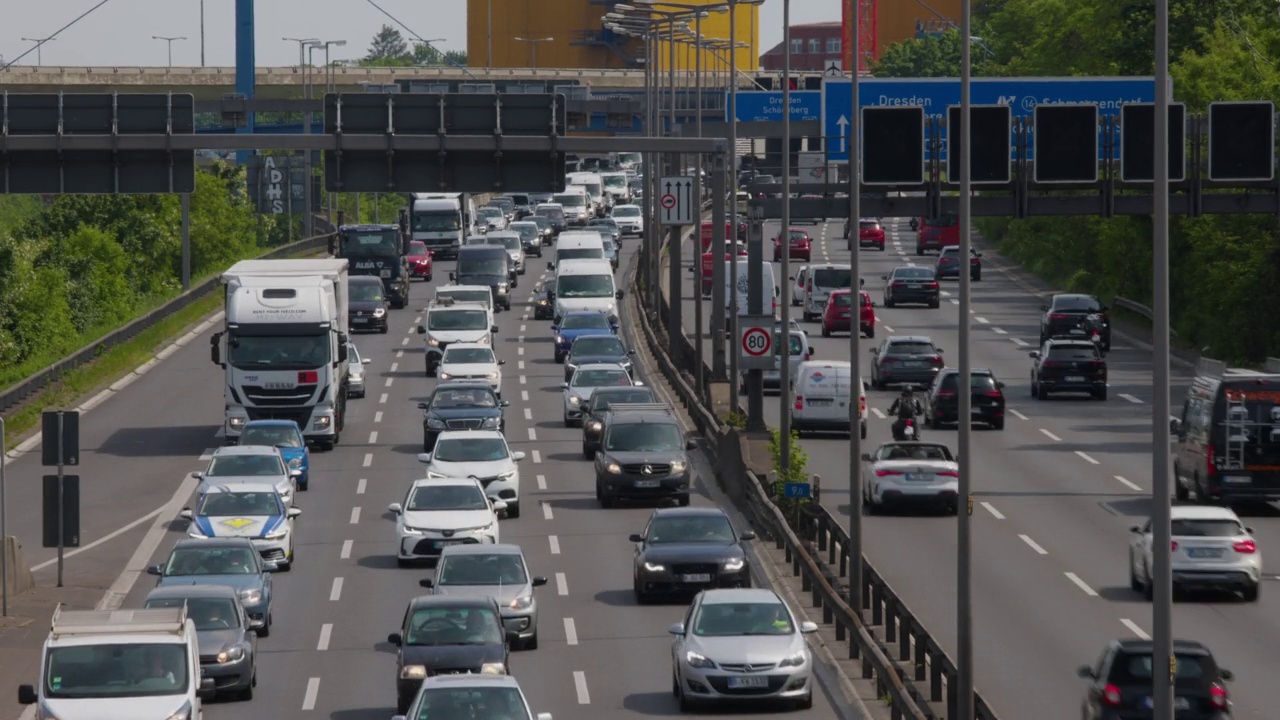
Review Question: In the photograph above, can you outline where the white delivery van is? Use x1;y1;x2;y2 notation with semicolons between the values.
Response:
552;187;591;226
548;232;606;273
725;259;778;316
553;258;620;319
802;263;854;321
600;171;630;204
791;361;867;439
566;172;606;215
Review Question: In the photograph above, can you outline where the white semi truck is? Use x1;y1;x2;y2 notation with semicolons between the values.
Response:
409;192;478;260
211;259;350;450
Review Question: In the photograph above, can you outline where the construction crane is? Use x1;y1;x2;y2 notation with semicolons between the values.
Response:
844;0;878;73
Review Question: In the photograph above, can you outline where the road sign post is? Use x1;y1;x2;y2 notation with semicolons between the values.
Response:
41;410;79;587
738;315;775;371
658;175;695;225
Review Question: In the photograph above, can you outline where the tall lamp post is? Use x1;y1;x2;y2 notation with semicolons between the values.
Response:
199;0;206;66
286;37;320;237
152;36;188;67
513;36;554;68
322;39;348;227
21;37;55;65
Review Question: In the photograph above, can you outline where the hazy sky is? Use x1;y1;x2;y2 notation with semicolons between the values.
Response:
0;0;838;68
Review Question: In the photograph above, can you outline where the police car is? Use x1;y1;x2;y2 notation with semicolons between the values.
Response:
180;482;303;570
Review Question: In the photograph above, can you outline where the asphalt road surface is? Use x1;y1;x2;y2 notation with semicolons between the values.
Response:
669;216;1279;719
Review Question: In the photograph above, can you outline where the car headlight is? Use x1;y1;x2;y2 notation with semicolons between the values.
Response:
478;335;492;345
509;594;534;610
480;662;507;675
498;469;517;481
239;589;262;604
586;420;602;431
537;299;549;306
228;417;246;429
350;370;364;381
481;417;501;428
163;701;193;720
685;651;716;669
314;415;331;430
606;461;622;475
373;308;387;318
427;338;440;347
555;335;565;345
486;372;499;379
288;457;303;469
216;646;245;664
427;471;451;480
400;665;427;679
670;460;687;474
264;527;288;540
568;395;581;406
439;372;453;381
643;561;665;572
778;651;808;668
498;283;509;291
723;557;745;571
427;418;446;429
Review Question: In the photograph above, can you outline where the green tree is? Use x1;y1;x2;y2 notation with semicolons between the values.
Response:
872;30;993;78
365;24;411;65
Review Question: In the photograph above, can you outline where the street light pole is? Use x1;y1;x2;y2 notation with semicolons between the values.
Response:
847;0;864;621
727;1;740;402
956;0;975;718
778;0;793;481
200;0;206;66
488;0;494;67
153;36;187;67
22;37;55;66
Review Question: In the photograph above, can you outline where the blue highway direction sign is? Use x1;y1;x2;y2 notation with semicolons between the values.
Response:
728;90;822;123
822;77;1163;162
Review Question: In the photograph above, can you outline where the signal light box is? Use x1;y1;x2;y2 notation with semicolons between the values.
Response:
1034;105;1099;183
1208;101;1275;182
860;106;925;186
1120;103;1186;183
946;105;1013;185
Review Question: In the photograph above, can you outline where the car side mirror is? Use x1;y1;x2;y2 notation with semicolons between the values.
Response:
419;578;434;589
615;289;625;299
668;623;685;636
1129;526;1141;533
449;271;457;281
685;439;697;450
880;274;888;280
512;451;527;461
1029;351;1040;359
498;360;507;365
416;325;426;335
1039;304;1049;311
290;469;303;479
492;499;509;513
861;453;873;461
788;276;795;281
1220;669;1234;682
388;503;403;514
363;358;372;364
417;453;432;463
976;252;984;257
287;507;302;519
550;325;559;332
387;633;403;647
740;531;756;541
535;713;553;720
500;400;511;407
561;382;569;389
191;471;204;481
179;509;193;520
547;262;554;270
263;561;281;573
532;576;548;587
491;325;499;334
417;402;428;410
799;621;819;634
1169;418;1180;434
147;564;163;576
629;533;644;542
808;348;815;357
627;349;637;355
1077;665;1096;679
17;685;37;705
1245;527;1253;534
198;677;217;700
505;630;522;645
996;381;1005;389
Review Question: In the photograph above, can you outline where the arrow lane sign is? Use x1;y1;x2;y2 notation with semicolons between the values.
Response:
836;115;849;154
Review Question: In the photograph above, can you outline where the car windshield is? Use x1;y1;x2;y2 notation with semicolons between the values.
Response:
787;231;807;240
408;484;489;511
412;687;528;720
860;220;880;230
1169;519;1243;537
554;194;586;207
940;373;999;391
536;207;564;219
341;230;398;257
561;314;611;331
557;248;604;262
692;602;794;636
197;491;282;516
405;606;504;646
1111;653;1212;686
432;437;510;463
604;423;682;452
511;224;538;240
603;176;626;189
431;387;498;409
45;643;190;698
893;267;936;280
351;282;385;302
164;547;259;576
145;597;241;631
428;310;489;331
437;554;528;586
444;348;496;365
613;206;640;217
924;214;958;227
478;208;502;219
530;216;551;228
647;515;734;543
239;425;301;448
573;369;631;387
1053;295;1102;312
885;342;936;356
207;454;284;477
590;219;618;229
490;236;520;251
589;389;654;411
812;268;852;288
226;333;329;369
1046;345;1099;361
875;443;954;461
457;256;507;277
409;241;429;256
832;293;853;308
414;213;461;232
437;290;492;306
572;336;625;356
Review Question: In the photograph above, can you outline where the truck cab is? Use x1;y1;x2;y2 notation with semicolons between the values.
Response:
332;222;410;309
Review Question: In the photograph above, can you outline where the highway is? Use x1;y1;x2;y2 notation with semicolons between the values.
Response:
4;237;847;720
670;217;1280;719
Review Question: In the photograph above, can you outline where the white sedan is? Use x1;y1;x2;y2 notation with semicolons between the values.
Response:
860;441;959;515
437;343;505;395
562;363;641;427
181;481;302;569
388;477;504;567
417;430;526;519
196;445;301;507
1128;505;1262;602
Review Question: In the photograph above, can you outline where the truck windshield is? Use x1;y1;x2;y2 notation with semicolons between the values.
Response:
438;290;491;306
413;213;461;232
227;334;330;369
557;275;614;298
603;175;626;189
554;194;587;208
457;257;507;277
45;643;189;698
557;249;604;262
427;310;489;331
342;230;398;257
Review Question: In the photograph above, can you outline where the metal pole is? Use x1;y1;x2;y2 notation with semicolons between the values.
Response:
745;206;764;432
56;412;64;588
727;1;740;408
695;14;703;139
692;15;706;396
1;417;8;616
306;44;318;239
200;0;206;67
667;169;683;358
846;0;864;620
668;19;677;134
709;45;726;379
778;0;793;478
181;193;191;291
955;1;974;718
1152;0;1174;716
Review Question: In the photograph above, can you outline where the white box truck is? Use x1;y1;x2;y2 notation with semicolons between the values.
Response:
409;192;478;259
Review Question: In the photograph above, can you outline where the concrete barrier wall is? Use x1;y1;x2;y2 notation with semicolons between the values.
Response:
3;535;34;597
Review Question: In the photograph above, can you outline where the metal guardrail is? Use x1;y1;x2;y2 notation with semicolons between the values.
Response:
0;220;335;414
1114;296;1153;320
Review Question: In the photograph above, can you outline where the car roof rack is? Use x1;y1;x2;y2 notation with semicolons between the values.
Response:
603;403;671;415
50;604;188;638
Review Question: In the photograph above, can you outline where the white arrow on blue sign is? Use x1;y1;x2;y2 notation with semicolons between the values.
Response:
821;76;1167;162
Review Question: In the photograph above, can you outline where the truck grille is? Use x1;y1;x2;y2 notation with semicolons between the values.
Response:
429;667;481;676
242;384;318;406
622;463;671;475
446;419;485;429
245;408;314;430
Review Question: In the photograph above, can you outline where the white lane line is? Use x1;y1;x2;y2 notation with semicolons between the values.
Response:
363;453;373;467
542;502;554;520
1019;534;1049;555
524;408;533;420
975;316;990;324
537;474;547;490
396;350;404;359
1008;408;1028;420
940;290;952;297
390;362;399;373
1120;619;1150;640
556;572;569;596
340;540;353;559
1039;428;1063;442
518;360;526;370
549;535;561;554
950;298;960;305
532;450;542;464
573;671;591;704
521;390;529;402
528;428;538;441
401;337;409;346
1119;393;1143;404
882;325;894;333
980;502;1005;520
349;507;361;524
520;375;527;385
1012;338;1029;347
356;478;367;495
385;377;394;388
1114;475;1143;492
413;317;422;325
329;577;344;602
518;346;525;356
374;411;384;423
302;677;321;711
368;431;378;444
1075;450;1100;465
871;408;886;419
379;393;388;404
564;618;579;645
992;327;1008;335
1064;572;1098;596
317;623;332;651
520;324;527;332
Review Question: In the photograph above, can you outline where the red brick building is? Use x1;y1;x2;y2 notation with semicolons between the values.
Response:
759;21;843;72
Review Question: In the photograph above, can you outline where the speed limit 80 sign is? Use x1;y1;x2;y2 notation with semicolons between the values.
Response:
737;315;775;370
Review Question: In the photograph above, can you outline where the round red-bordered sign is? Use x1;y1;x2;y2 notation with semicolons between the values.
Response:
741;327;771;357
660;194;677;210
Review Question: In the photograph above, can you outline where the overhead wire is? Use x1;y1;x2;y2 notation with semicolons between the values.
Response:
1;0;114;71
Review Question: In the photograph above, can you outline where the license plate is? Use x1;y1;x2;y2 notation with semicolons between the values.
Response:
905;473;935;482
1185;547;1223;558
434;540;463;548
1065;375;1085;382
1069;328;1085;334
972;408;983;415
902;361;921;367
727;676;770;689
352;317;368;323
908;284;923;289
1142;697;1190;710
1223;475;1251;484
681;573;713;583
634;480;660;488
808;399;833;406
264;382;295;389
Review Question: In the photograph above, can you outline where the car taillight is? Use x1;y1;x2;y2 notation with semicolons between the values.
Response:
1041;361;1056;368
1207;443;1215;478
1171;541;1179;551
859;397;866;414
983;390;1002;398
938;390;956;398
1050;313;1069;320
795;396;804;410
1101;685;1123;708
875;469;903;477
936;470;959;477
932;357;943;365
892;280;904;287
1234;539;1257;554
1210;684;1229;710
928;281;939;289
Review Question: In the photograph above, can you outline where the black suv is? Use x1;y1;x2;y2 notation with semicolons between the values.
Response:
923;368;1006;429
417;381;509;451
1040;293;1111;350
882;265;941;308
1029;339;1107;400
870;335;945;389
1077;639;1233;719
581;390;659;458
388;595;512;713
594;405;696;508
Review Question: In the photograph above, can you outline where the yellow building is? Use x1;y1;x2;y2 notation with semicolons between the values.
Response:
466;0;759;72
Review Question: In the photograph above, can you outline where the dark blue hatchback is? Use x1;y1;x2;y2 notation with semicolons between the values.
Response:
551;311;618;363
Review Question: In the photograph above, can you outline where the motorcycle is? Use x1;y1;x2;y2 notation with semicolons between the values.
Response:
890;387;924;441
1076;314;1107;356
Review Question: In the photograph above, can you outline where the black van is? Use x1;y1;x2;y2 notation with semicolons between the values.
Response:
1171;357;1280;503
450;245;517;311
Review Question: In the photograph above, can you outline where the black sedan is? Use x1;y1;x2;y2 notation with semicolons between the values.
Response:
882;266;941;308
531;285;555;320
1039;293;1111;350
564;334;636;382
935;246;982;281
580;387;658;458
388;595;512;714
630;507;755;603
417;381;510;451
587;217;622;244
349;275;390;334
1029;339;1107;400
923;368;1006;430
528;215;556;245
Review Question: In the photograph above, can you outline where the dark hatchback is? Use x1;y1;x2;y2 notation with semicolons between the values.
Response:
417;381;510;451
935;246;982;281
924;368;1006;430
528;215;556;245
531;284;554;320
1040;293;1111;350
1077;638;1234;720
348;275;390;334
594;407;696;507
870;336;945;389
581;389;659;458
630;507;755;603
882;266;941;308
389;595;513;714
1030;339;1108;400
564;334;635;382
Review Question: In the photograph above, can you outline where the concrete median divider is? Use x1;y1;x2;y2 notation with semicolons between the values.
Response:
3;535;34;598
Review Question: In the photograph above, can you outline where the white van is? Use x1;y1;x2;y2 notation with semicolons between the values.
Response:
18;605;212;720
791;361;867;439
600;171;630;204
552;186;591;225
801;263;854;321
725;259;778;316
566;172;606;215
435;284;496;313
553;258;620;319
548;232;606;273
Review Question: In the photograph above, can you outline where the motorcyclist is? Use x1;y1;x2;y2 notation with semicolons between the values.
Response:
887;388;922;440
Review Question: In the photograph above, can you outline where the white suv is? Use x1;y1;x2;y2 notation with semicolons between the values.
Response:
438;343;504;395
388;477;504;566
416;301;498;377
1128;505;1262;601
417;430;526;518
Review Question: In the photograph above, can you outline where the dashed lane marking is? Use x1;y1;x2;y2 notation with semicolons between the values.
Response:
389;362;398;373
363;453;373;467
1012;338;1029;347
1008;408;1028;421
520;375;528;385
349;507;361;525
1120;619;1150;640
518;346;525;356
521;390;529;402
528;428;538;441
1075;451;1100;465
329;577;344;602
368;431;378;444
542;502;554;520
950;298;960;305
564;618;579;646
374;411;383;423
574;671;591;704
379;393;388;404
549;535;560;554
975;317;990;324
1114;475;1143;492
340;540;353;559
1019;534;1048;555
980;502;1005;520
1040;428;1062;442
537;474;547;490
396;350;403;359
518;360;526;370
524;408;533;420
871;408;886;419
384;377;394;388
401;337;409;346
532;450;542;464
317;623;332;651
302;678;321;711
1119;393;1143;404
556;572;569;595
1064;572;1098;596
356;478;367;495
992;328;1007;335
